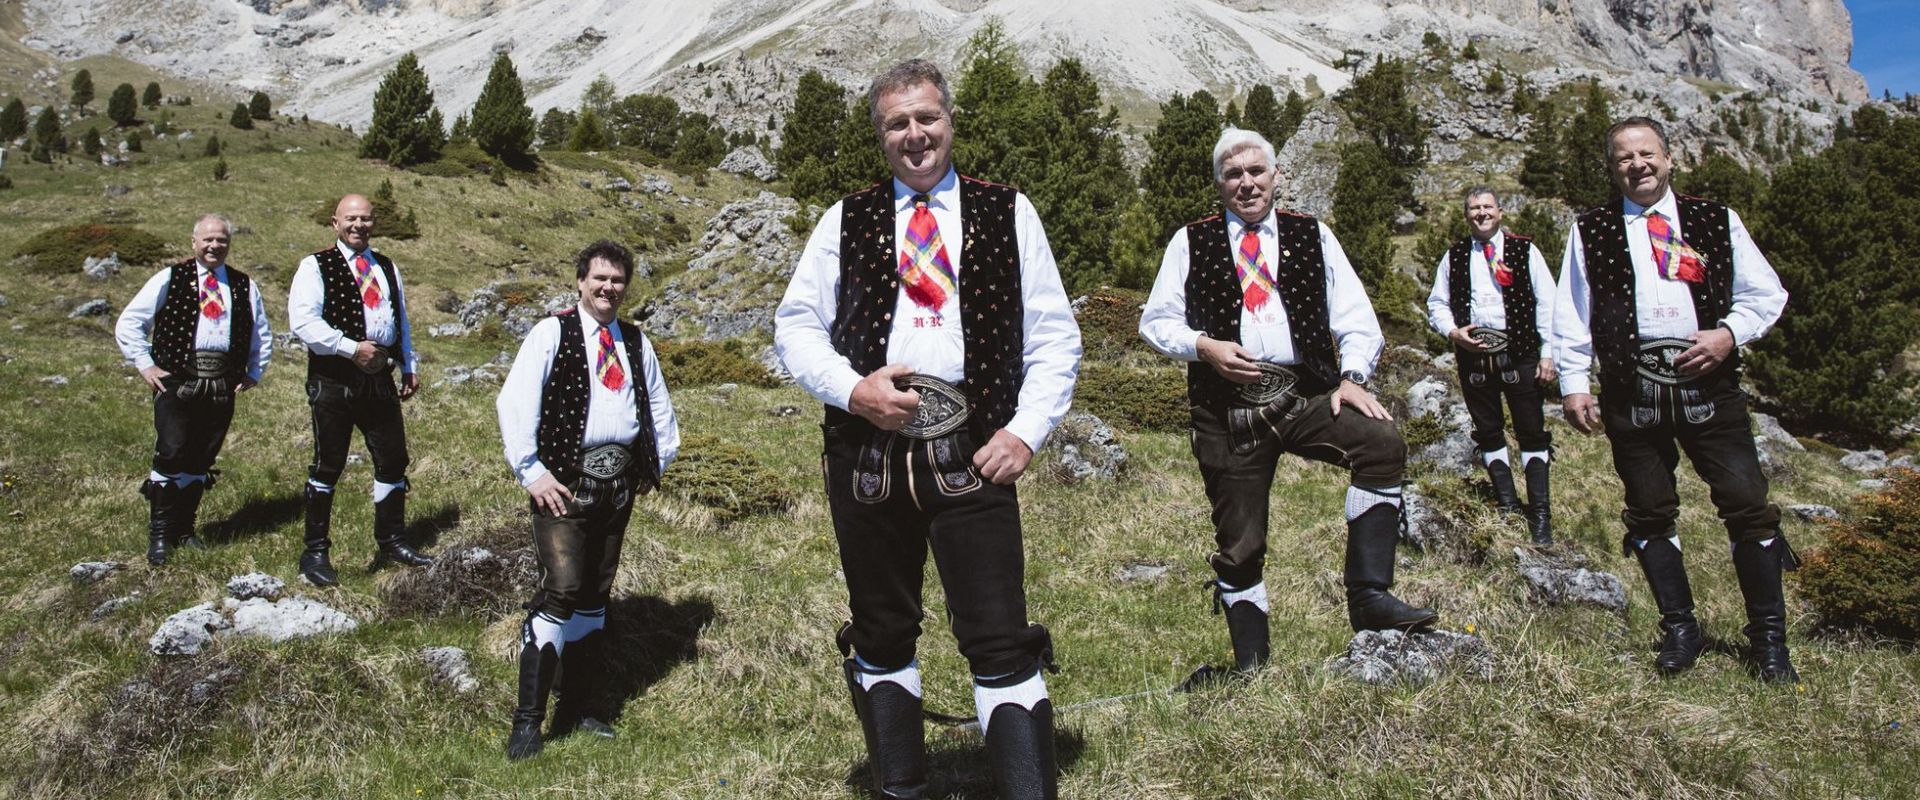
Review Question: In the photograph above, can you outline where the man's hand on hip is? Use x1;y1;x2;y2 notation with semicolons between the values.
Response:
973;429;1033;485
139;365;170;394
1197;336;1263;385
526;474;574;518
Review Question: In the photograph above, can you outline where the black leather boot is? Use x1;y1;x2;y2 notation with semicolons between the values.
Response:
1630;534;1706;676
981;666;1057;800
1344;503;1438;632
1485;457;1523;515
1731;536;1800;684
1214;582;1269;673
172;479;209;551
844;659;927;799
299;484;338;587
506;627;561;761
1523;457;1552;545
140;478;176;566
372;484;433;568
551;628;616;739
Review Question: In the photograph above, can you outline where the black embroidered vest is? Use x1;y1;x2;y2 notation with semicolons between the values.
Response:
1183;211;1337;407
1576;195;1738;389
308;245;407;382
535;309;663;488
151;260;253;380
1446;234;1541;362
828;176;1024;436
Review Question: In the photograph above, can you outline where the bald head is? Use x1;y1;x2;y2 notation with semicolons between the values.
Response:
192;214;232;267
332;194;375;251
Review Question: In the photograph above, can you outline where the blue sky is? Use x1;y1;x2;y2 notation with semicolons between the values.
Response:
1849;0;1919;97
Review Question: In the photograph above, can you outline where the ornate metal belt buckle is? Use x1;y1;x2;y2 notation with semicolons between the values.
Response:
361;346;393;374
1235;362;1301;408
895;373;970;440
190;349;230;378
579;443;632;481
1633;337;1694;386
1472;327;1510;354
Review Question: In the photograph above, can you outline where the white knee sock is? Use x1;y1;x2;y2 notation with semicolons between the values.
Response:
563;606;605;642
372;478;407;503
1217;580;1270;614
527;610;570;655
1480;447;1511;468
1344;485;1403;521
852;656;923;698
972;669;1048;736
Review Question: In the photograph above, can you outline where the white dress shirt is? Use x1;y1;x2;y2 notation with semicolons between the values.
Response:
288;240;419;374
1425;230;1556;348
496;305;680;488
115;262;273;382
773;168;1083;452
1139;209;1384;377
1551;189;1788;396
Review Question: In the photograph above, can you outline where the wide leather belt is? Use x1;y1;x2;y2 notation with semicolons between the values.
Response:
1463;328;1521;386
579;443;632;481
1628;337;1715;427
189;349;231;378
1235;362;1303;408
895;373;970;440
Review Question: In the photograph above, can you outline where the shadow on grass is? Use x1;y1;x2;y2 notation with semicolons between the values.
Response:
603;594;716;720
408;503;461;549
201;492;303;544
844;718;1089;798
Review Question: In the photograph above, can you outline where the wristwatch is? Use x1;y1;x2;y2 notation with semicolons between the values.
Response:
1341;369;1369;388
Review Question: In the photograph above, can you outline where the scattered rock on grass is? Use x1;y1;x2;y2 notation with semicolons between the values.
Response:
1841;449;1888;473
225;573;285;601
1751;412;1803;451
70;561;122;583
91;593;142;620
1789;504;1839;522
718;146;778;181
1326;628;1493;686
1513;548;1628;611
69;299;111;318
419;646;479;694
1042;412;1127;484
1113;561;1171;584
223;596;357;642
82;253;122;280
149;603;232;656
39;375;68;386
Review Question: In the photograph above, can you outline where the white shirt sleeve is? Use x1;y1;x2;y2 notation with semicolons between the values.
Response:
1718;207;1788;346
1319;222;1385;376
638;332;680;474
497;317;560;488
1527;241;1556;359
1003;193;1082;453
247;279;273;382
773;202;865;412
1426;252;1456;336
391;262;419;374
288;255;357;358
115;269;173;371
1552;226;1596;396
1139;227;1204;361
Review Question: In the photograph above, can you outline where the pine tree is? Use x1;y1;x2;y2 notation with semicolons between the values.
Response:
1025;58;1132;292
1223;99;1242;127
447;113;470;145
124;130;143;153
204;134;221;157
669;112;727;168
1329;140;1426;341
1675;150;1764;211
229;102;253;130
212;157;228;182
32;106;61;150
1106;193;1164;290
1517;100;1564;201
362;52;447;167
0;98;26;140
469;52;535;162
70;69;94;109
249;91;272;121
778;70;845;174
1241;85;1280;144
823;93;890;196
142;81;162;108
1278;90;1308;146
951;19;1045;185
107;84;137;127
81;125;102;156
1336;56;1427;174
1558;80;1615;210
608;93;679;155
1508;202;1565;277
537;107;576;148
565;107;610;151
581;74;617;117
1140;90;1224;243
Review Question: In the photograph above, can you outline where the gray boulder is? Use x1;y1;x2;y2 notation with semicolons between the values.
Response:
70;561;122;583
1859;478;1889;491
1041;413;1127;483
149;603;232;656
640;176;673;195
1789;504;1839;522
1399;485;1448;552
1113;561;1172;584
718;146;778;181
1513;548;1628;612
90;592;142;621
1750;412;1803;451
38;375;68;386
69;298;112;318
1326;628;1494;686
224;596;358;642
82;253;122;280
225;572;285;601
455;281;575;339
604;177;633;192
419;646;480;694
642;191;801;339
1841;449;1889;473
